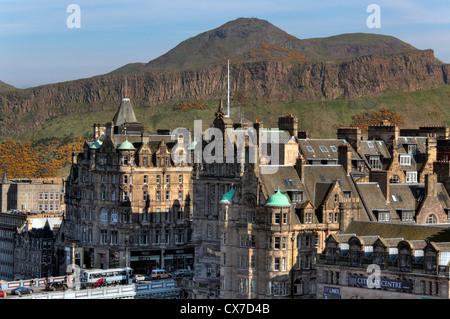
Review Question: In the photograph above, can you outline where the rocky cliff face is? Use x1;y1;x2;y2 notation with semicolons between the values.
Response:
0;49;448;136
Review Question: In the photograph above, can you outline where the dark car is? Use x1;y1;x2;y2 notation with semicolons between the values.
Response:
45;281;68;291
173;269;194;279
11;287;33;295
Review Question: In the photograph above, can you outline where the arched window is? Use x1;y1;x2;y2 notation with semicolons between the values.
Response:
426;214;437;224
100;208;108;222
111;209;118;222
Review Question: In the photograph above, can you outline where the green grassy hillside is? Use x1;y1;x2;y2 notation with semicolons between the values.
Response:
4;85;449;143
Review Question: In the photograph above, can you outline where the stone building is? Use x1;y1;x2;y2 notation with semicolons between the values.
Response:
14;219;58;280
0;175;65;214
63;97;194;274
316;220;450;299
190;105;367;299
0;211;62;280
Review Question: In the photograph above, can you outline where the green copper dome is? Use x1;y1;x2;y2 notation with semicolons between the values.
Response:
118;139;135;150
220;185;235;204
265;187;291;207
89;140;103;149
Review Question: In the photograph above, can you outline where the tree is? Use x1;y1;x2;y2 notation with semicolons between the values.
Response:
350;108;403;132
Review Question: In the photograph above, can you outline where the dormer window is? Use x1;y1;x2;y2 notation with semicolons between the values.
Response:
399;155;412;166
407;144;417;155
291;192;303;203
369;156;382;170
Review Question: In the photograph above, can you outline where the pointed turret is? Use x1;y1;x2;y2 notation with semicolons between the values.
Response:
1;172;8;184
112;98;138;127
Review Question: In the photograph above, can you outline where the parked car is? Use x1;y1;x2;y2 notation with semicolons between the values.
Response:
151;269;171;280
133;274;146;282
0;290;7;297
44;281;68;291
173;269;194;279
11;287;33;295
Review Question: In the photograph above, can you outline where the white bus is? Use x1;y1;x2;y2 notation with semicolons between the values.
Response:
80;267;133;286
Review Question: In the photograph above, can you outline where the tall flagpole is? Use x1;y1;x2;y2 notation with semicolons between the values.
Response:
226;59;230;118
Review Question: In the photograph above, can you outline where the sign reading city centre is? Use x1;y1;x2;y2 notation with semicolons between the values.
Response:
348;274;413;292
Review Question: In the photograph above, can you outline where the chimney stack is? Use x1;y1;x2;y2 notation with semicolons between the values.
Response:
369;170;390;202
425;174;438;197
338;144;352;175
296;154;306;181
337;127;361;154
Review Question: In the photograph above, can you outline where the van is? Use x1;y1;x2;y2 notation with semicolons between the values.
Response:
151;269;171;279
44;281;68;291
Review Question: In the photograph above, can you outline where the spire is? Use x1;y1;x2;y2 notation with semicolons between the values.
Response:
112;98;138;126
226;59;230;118
1;172;8;184
215;99;225;120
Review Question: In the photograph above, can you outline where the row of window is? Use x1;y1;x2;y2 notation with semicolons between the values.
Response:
376;210;438;224
221;233;318;250
83;228;185;246
38;203;60;212
38;192;60;201
79;189;185;202
221;277;315;296
96;207;184;223
82;172;185;185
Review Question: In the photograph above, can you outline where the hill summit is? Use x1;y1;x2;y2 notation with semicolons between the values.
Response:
111;17;419;74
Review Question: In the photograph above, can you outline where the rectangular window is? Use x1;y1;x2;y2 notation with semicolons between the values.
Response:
274;257;280;271
100;230;107;244
400;155;412;166
406;171;417;183
274;237;280;250
110;231;118;245
369;156;382;170
273;213;281;224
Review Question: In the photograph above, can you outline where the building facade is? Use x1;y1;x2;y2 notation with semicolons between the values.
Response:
316;221;450;299
63;97;194;274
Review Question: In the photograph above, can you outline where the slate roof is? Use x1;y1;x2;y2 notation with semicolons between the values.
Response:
356;181;450;222
343;220;450;242
259;165;309;205
112;98;138;126
298;139;362;161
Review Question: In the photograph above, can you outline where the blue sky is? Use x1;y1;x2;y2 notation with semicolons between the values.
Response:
1;0;449;88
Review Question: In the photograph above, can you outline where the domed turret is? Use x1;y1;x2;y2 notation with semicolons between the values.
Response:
118;139;135;150
220;184;235;205
89;139;103;149
265;186;291;207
